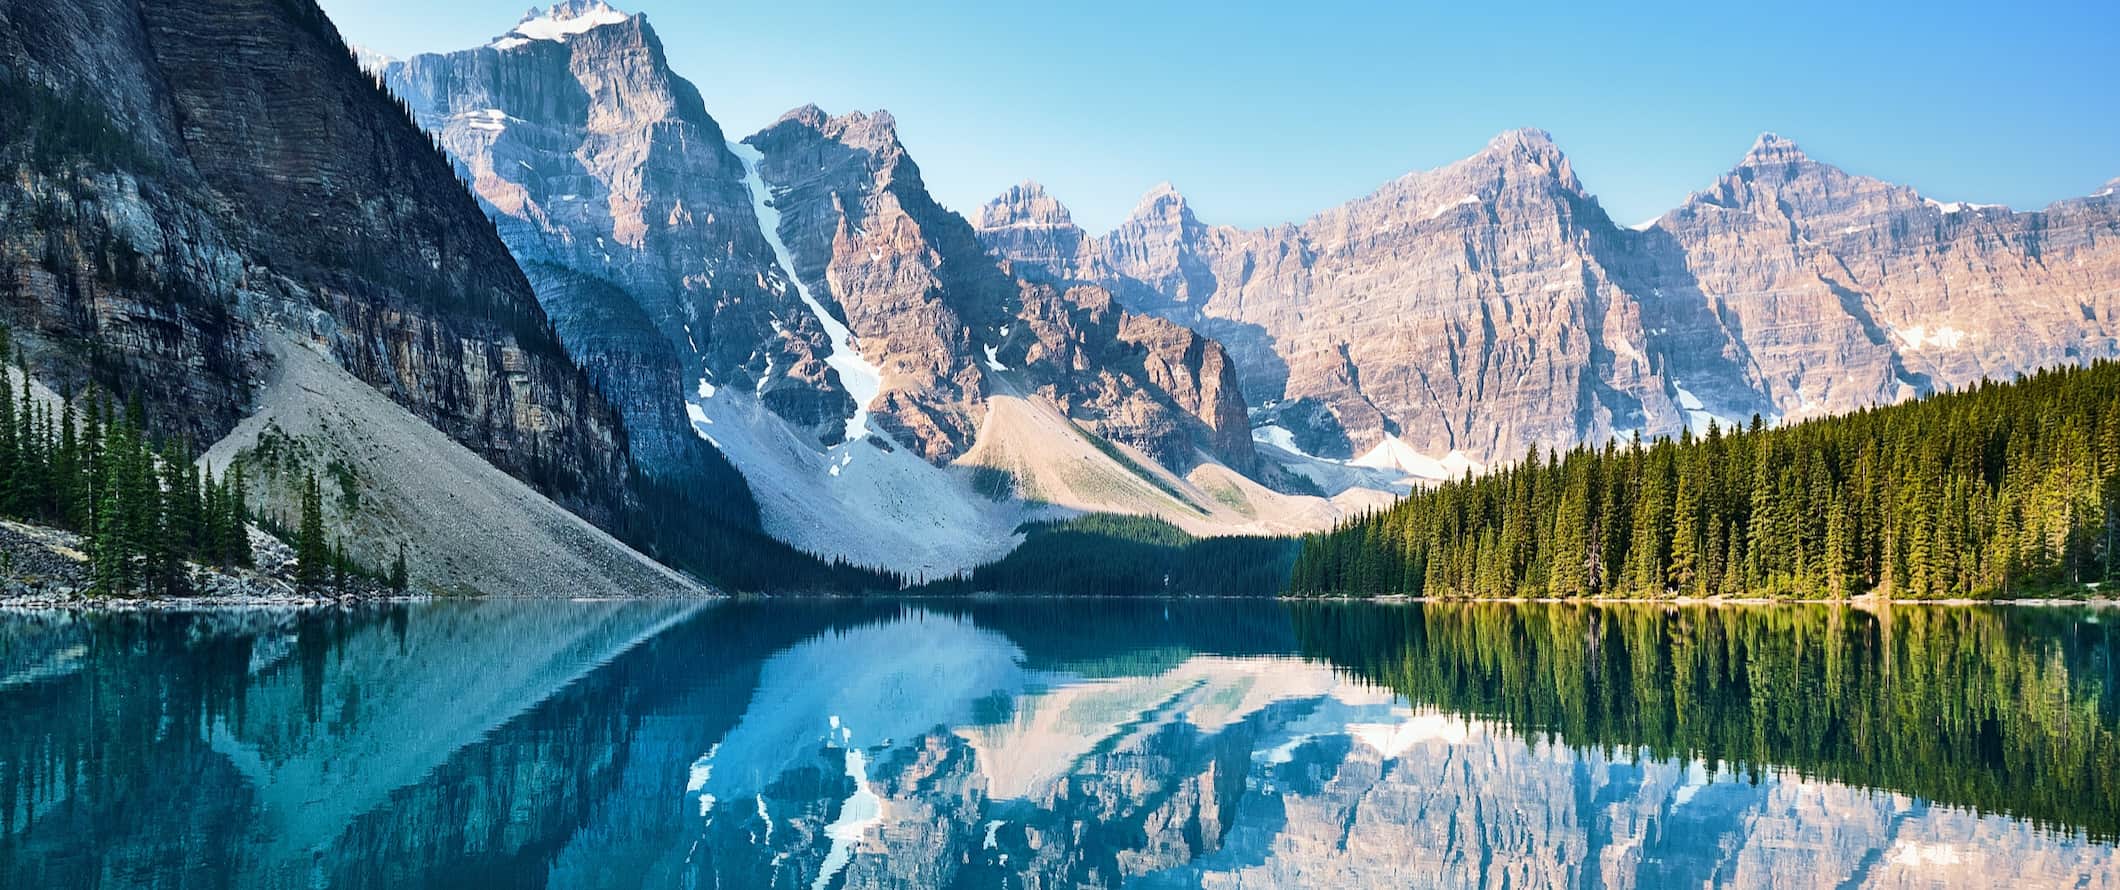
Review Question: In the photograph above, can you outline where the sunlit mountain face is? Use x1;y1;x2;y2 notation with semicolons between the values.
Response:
1;600;2114;889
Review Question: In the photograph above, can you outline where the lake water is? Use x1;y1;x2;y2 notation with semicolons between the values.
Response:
0;599;2115;888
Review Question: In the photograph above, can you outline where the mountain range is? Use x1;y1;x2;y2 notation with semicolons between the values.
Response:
3;0;2115;589
978;131;2120;479
374;1;1381;574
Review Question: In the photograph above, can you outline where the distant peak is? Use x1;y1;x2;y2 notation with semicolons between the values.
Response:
1468;128;1571;176
1742;132;1809;166
757;105;904;157
1122;182;1197;228
1488;127;1556;151
1139;181;1186;206
491;1;631;49
2097;177;2120;199
980;181;1075;229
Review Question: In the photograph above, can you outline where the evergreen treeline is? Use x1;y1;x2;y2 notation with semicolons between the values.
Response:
1291;362;2120;599
619;471;906;593
1291;601;2120;840
916;514;1298;596
0;332;256;597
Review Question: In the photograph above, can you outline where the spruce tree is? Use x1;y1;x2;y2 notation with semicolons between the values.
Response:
296;474;327;591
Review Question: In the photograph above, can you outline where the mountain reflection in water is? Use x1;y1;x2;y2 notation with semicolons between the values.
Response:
0;599;2113;888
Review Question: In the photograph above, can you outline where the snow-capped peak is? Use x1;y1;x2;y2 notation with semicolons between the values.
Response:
491;1;631;50
351;44;396;76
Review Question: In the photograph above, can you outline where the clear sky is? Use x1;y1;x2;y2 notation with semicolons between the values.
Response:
322;0;2119;233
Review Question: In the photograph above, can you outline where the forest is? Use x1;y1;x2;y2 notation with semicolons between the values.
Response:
0;330;264;597
1291;601;2120;839
914;513;1298;597
1289;362;2120;599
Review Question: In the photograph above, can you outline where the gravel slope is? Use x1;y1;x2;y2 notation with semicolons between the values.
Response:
204;332;706;597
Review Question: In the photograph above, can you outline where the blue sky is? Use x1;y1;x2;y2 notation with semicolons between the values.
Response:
323;0;2120;233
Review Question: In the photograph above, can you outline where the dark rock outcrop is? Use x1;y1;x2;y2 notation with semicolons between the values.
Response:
0;0;637;526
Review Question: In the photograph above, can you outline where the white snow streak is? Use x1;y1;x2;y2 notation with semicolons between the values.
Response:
811;747;883;890
1427;194;1481;220
730;141;882;444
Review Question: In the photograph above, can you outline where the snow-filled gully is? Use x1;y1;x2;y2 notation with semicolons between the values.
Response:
729;141;883;445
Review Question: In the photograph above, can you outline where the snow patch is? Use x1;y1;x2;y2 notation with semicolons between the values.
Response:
1347;712;1472;758
1671;380;1743;434
731;141;883;444
1670;760;1713;808
1924;198;2007;215
1889;841;1963;868
983;345;1009;371
684;386;1026;576
492;1;630;48
1630;215;1661;231
1427;194;1480;220
1350;437;1480;481
1893;324;1968;351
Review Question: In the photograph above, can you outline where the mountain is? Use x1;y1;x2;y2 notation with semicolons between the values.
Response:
376;1;796;512
978;131;2120;471
0;0;693;593
741;104;1257;474
378;5;1379;574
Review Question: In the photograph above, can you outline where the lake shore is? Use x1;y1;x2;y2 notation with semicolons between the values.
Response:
0;518;401;612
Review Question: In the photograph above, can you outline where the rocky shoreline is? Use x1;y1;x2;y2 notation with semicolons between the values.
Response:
0;519;400;612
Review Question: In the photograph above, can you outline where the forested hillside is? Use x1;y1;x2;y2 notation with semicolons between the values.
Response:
916;514;1297;596
1290;363;2120;599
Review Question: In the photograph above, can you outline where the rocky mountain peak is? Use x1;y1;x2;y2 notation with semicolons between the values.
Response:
1128;182;1199;227
2098;177;2120;199
978;180;1075;229
1473;128;1566;169
1451;127;1586;197
767;105;904;159
494;0;632;48
1741;132;1811;167
1486;127;1557;154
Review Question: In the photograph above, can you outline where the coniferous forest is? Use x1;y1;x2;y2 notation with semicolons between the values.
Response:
0;330;260;597
915;514;1299;597
1290;362;2120;599
1290;601;2120;840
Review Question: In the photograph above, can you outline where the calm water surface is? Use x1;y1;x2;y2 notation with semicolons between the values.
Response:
1;599;2116;888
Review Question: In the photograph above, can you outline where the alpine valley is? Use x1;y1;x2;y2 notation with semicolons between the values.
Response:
2;0;2117;593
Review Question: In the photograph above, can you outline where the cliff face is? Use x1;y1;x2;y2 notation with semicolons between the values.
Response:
381;4;1258;539
379;7;839;485
0;0;636;525
1640;134;2120;425
979;131;2120;468
746;106;1258;473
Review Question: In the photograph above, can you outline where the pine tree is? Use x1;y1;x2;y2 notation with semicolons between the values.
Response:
296;474;327;591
